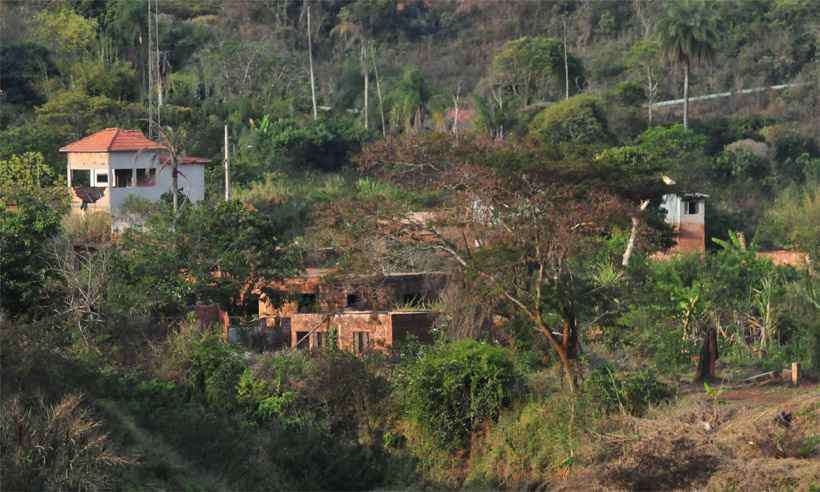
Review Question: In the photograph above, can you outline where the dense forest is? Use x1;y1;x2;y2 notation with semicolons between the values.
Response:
1;0;818;490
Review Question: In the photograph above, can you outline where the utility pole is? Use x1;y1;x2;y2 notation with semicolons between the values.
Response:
224;125;230;201
307;4;318;121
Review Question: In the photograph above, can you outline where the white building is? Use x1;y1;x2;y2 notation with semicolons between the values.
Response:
60;128;209;228
660;193;708;253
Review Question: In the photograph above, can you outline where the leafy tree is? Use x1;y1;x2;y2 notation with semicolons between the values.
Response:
0;152;66;205
594;124;708;264
71;59;138;101
0;197;64;317
115;200;300;313
528;94;612;146
488;36;584;106
0;43;57;107
29;7;98;68
385;66;430;133
401;340;521;447
757;182;820;265
35;89;137;141
236;117;371;180
657;0;719;129
352;133;630;391
625;39;663;124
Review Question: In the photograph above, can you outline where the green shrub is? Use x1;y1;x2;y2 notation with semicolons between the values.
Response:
528;94;612;146
159;326;244;408
583;365;674;416
465;396;587;488
401;340;522;448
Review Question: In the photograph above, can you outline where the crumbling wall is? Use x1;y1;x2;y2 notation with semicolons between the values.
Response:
289;312;393;352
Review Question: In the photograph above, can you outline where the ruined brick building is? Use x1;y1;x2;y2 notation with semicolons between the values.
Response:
255;269;447;353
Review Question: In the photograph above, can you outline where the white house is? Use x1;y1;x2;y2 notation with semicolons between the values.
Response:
60;128;209;228
660;193;708;253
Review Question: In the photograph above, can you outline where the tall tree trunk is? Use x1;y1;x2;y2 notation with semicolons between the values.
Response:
683;61;689;129
647;68;654;125
224;125;230;201
371;44;386;138
694;326;719;382
622;200;650;266
307;4;318;121
172;160;178;218
563;18;570;100
362;44;369;129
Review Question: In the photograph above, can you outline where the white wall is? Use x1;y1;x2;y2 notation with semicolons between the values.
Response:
107;151;205;216
661;194;705;227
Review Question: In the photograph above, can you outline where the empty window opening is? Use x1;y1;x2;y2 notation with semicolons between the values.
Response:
346;292;361;308
685;200;698;215
313;331;328;350
114;169;133;188
295;331;310;350
135;168;156;187
94;171;108;186
297;294;317;313
354;331;370;354
70;169;91;187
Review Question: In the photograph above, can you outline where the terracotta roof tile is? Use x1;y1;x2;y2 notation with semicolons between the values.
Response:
59;128;166;153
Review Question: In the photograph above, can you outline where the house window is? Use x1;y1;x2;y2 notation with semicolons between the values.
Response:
297;294;317;313
295;331;310;350
346;292;361;308
685;200;698;215
354;331;370;354
135;168;156;187
314;332;328;350
114;169;133;188
94;171;108;186
70;169;91;187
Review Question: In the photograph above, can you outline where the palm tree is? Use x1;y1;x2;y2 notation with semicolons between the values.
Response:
657;0;719;128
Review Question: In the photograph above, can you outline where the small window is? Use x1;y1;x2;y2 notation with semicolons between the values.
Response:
685;200;698;215
114;169;133;188
94;171;108;186
70;169;91;187
135;168;156;187
354;331;370;354
346;292;361;308
295;331;310;350
297;294;317;313
314;332;328;350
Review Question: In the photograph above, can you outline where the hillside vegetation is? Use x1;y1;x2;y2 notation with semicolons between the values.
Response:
1;0;818;490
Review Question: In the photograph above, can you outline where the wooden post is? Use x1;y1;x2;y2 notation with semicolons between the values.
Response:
791;362;800;386
224;125;230;201
694;327;719;382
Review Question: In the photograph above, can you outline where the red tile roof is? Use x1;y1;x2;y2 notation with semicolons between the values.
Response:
59;128;166;153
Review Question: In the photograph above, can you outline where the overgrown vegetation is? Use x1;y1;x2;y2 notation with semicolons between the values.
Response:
1;0;818;490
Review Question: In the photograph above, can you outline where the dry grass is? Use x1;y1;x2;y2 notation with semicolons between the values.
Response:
1;394;135;491
62;211;112;244
557;384;819;491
